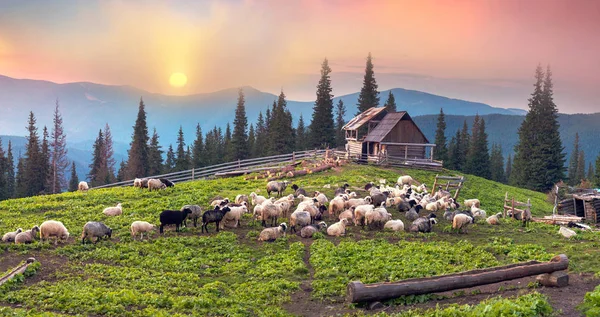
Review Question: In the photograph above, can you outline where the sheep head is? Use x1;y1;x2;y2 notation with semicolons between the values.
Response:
318;221;327;230
279;223;288;232
107;228;113;238
430;218;438;225
32;226;40;236
291;184;299;191
16;228;23;234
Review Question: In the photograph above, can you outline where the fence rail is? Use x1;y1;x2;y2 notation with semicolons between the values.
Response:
92;150;328;190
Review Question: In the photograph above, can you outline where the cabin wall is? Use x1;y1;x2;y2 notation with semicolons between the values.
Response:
381;119;428;143
347;140;363;157
387;145;426;159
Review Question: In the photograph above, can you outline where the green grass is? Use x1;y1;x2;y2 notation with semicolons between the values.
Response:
0;164;597;316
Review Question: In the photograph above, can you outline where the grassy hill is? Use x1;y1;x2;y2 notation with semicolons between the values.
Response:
0;164;598;316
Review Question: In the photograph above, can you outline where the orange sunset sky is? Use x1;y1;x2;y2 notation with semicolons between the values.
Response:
0;0;598;113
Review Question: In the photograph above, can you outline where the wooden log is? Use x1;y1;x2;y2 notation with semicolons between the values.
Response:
286;170;308;178
0;258;36;287
308;164;334;174
346;254;569;303
536;271;569;287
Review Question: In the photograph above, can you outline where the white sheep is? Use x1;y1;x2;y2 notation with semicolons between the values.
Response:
103;203;123;216
15;226;40;244
313;191;329;207
300;222;327;238
328;195;348;218
463;199;481;208
250;192;267;206
258;223;287;241
210;198;230;207
471;205;487;221
220;204;248;229
133;178;142;188
148;178;166;191
344;196;372;209
235;194;249;205
181;205;203;227
452;214;473;234
425;201;442;212
486;213;503;225
40;220;69;245
338;208;355;222
130;221;156;240
78;181;89;192
327;218;349;237
365;207;392;229
2;228;23;242
397;175;414;186
290;210;312;233
384;219;405;231
256;201;283;227
353;204;375;226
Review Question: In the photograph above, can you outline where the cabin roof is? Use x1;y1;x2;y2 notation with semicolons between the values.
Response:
342;107;387;131
363;112;407;142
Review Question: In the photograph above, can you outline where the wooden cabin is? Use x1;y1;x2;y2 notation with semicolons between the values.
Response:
343;107;440;168
558;190;600;223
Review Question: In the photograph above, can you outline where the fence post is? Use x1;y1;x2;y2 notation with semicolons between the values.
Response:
404;145;408;160
238;159;241;169
292;151;296;164
192;168;195;180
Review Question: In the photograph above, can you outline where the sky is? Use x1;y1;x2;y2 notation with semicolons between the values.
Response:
0;0;598;113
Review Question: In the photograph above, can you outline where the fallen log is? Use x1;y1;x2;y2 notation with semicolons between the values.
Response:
347;254;569;304
286;170;308;178
308;164;334;174
536;271;569;287
0;258;37;287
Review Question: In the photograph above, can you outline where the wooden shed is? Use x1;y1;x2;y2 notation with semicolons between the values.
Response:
343;107;440;168
558;190;600;223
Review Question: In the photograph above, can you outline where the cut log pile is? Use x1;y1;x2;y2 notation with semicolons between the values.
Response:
234;154;348;181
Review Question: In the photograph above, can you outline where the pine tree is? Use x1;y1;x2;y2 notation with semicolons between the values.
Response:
40;126;51;193
269;92;295;155
186;146;192;169
506;154;512;183
0;138;6;200
576;151;586;185
174;126;188;171
594;154;600;187
203;128;216;166
88;129;105;187
356;52;380;114
453;120;470;172
295;115;306;151
433;108;448;162
164;144;176;173
68;161;79;192
103;123;116;183
384;91;397;113
465;116;490;178
512;65;565;191
148;128;163;175
248;124;256;157
116;160;127;182
446;133;459;170
5;141;15;198
335;100;346;147
308;58;335;148
22;112;44;197
192;124;204;168
587;162;594;181
232;88;249;160
567;133;580;185
489;143;506;183
126;98;150;178
224;123;233;162
49;100;69;193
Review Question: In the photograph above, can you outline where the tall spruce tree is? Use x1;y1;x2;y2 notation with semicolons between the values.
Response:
6;141;15;198
433;108;448;162
15;156;26;198
254;112;266;157
40;126;51;193
174;126;188;171
224;123;233;162
309;58;335;148
335;100;346;147
203;128;216;166
126;98;150;178
512;65;565;191
88;129;105;187
148;128;163;175
490;143;506;183
576;151;586;184
164;144;176;173
116;160;127;182
587;162;594;182
594;154;600;187
269;91;295;155
384;91;397;113
103;124;116;183
446;133;459;170
68;161;79;192
0;138;6;200
356;53;380;114
506;154;512;183
22;112;44;197
232;88;249;160
295;115;306;151
192;124;204;168
465;116;490;178
248;124;256;157
454;120;470;171
568;133;580;185
49;101;69;193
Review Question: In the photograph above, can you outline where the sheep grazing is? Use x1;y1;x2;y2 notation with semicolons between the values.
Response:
463;199;481;209
181;205;202;227
352;204;375;227
328;195;348;219
300;222;327;238
15;226;40;244
384;219;405;231
290;210;312;233
81;221;112;244
78;181;89;192
258;223;287;241
266;180;289;197
425;201;442;212
201;206;231;233
159;178;175;187
133;178;142;188
40;220;70;245
130;221;156;240
411;183;428;194
103;203;123;216
327;218;349;237
334;183;350;196
148;178;167;191
397;199;417;212
235;194;249;205
409;214;438;233
210;198;230;208
159;208;192;233
365;207;392;229
370;192;388;208
291;184;308;197
486;213;503;225
508;209;532;227
2;228;23;243
443;210;456;221
397;175;414;186
405;205;423;221
257;201;283;227
452;214;473;234
345;196;372;209
471;206;487;221
313;191;329;207
338;208;355;223
249;192;267;206
220;204;248;229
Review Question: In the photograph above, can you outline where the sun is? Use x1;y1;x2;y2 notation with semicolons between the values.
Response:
169;72;187;87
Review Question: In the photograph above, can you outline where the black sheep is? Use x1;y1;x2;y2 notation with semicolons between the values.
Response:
291;184;308;197
398;199;417;212
159;178;175;187
201;206;231;233
312;205;327;223
334;183;350;196
159;208;192;234
371;192;388;207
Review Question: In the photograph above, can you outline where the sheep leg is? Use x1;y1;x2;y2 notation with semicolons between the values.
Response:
216;221;220;232
261;219;267;227
193;218;197;227
176;224;180;232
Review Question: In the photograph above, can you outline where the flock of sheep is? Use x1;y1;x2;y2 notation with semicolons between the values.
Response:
1;173;518;245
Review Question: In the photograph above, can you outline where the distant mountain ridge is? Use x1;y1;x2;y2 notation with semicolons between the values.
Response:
0;74;525;148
